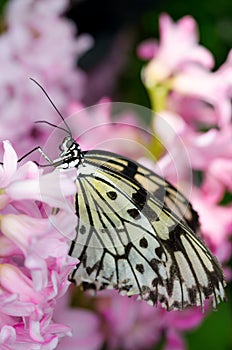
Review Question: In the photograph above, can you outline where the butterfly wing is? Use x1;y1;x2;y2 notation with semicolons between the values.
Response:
69;150;226;310
82;150;199;233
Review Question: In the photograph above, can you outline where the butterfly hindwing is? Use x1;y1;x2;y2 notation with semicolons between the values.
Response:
68;150;226;310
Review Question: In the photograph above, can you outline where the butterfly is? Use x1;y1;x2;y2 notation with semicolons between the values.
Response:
32;80;226;311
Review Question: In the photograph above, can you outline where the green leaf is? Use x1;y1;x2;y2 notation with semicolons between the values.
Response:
0;0;8;16
186;296;232;350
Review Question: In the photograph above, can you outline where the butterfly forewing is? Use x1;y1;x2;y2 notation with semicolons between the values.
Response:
83;150;200;232
68;149;226;310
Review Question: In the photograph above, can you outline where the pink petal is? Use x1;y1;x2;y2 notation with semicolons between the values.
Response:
0;264;43;304
1;214;50;253
0;325;16;345
54;294;104;350
0;236;22;257
137;39;159;60
0;141;17;187
6;168;76;210
164;329;185;350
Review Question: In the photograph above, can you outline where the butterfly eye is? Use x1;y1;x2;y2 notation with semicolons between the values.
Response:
66;139;74;148
59;137;73;152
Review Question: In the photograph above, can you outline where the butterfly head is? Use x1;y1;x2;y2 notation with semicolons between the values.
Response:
55;136;84;169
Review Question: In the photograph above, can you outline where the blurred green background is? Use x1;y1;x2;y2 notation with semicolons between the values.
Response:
0;0;231;349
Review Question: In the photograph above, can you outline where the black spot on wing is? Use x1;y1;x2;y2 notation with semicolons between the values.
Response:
132;188;147;210
188;288;197;304
82;281;97;291
161;226;184;252
155;246;165;260
139;237;148;248
136;264;144;274
120;159;138;178
80;225;86;234
106;191;117;200
127;208;141;219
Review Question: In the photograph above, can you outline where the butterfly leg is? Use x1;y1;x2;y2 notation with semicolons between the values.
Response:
17;146;53;167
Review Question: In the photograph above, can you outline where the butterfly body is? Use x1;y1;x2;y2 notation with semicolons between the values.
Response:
53;136;226;310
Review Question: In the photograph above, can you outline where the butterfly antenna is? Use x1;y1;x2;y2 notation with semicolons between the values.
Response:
35;120;70;134
30;78;72;136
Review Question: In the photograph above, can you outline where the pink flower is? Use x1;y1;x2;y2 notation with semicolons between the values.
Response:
201;157;232;204
6;0;68;22
53;292;104;350
154;112;232;176
94;290;203;350
0;140;76;212
153;111;232;259
172;66;232;127
166;93;223;129
141;14;214;87
0;140;78;349
191;188;232;250
217;49;232;96
0;0;92;157
66;99;147;159
140;14;232;127
137;38;159;61
160;306;204;350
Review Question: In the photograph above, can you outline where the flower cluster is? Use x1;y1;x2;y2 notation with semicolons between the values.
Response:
140;14;232;262
0;141;77;349
66;98;147;158
0;0;92;157
0;4;231;350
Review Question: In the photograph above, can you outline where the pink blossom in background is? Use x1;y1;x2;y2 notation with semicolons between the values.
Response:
54;293;104;350
140;14;214;87
168;49;232;128
0;141;77;349
0;0;92;157
53;289;204;350
136;14;232;349
202;158;232;202
153;112;232;173
95;290;203;350
141;14;232;268
191;188;232;249
141;13;232;128
151;112;232;273
35;99;149;170
67;99;149;158
96;291;162;350
172;65;232;127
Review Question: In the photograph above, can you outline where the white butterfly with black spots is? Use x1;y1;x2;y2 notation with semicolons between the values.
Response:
44;134;226;311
